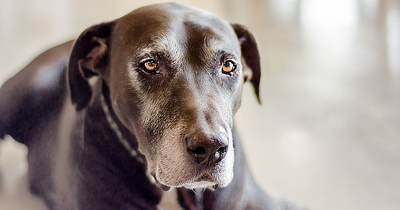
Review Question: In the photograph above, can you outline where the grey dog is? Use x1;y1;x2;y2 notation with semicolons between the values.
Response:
0;3;304;210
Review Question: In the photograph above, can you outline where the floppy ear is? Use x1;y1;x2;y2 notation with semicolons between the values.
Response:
68;21;115;111
231;23;261;104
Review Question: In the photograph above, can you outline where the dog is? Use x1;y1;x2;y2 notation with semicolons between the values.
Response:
0;3;304;210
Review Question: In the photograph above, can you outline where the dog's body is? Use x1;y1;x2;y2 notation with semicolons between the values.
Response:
0;3;303;210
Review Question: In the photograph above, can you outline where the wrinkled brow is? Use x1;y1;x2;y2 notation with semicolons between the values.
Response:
134;34;185;66
135;33;232;68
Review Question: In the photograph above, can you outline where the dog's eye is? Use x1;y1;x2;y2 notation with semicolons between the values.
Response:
143;59;158;71
222;60;236;74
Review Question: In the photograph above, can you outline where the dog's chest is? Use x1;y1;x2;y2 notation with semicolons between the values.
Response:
157;188;182;210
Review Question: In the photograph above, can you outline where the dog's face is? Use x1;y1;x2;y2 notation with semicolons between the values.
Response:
68;3;260;190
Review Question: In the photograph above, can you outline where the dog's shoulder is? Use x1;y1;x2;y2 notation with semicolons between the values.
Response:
0;40;73;143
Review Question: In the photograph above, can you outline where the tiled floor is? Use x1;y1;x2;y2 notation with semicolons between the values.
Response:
0;0;399;209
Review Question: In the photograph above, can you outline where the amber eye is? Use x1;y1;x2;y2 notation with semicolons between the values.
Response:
222;60;236;74
143;59;158;71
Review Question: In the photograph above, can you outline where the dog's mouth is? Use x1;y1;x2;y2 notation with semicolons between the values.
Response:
182;174;222;190
150;171;222;191
152;175;172;191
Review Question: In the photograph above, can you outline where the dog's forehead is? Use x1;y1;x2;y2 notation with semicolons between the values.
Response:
113;3;240;62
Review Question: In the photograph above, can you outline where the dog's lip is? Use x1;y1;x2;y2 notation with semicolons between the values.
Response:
151;171;219;191
156;182;172;191
179;180;217;190
192;174;220;189
151;174;172;191
194;173;214;182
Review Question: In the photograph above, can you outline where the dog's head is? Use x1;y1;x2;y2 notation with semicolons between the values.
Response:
68;3;260;190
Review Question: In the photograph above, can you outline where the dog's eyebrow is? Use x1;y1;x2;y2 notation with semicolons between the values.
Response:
201;38;240;66
138;34;185;66
157;34;184;57
204;37;226;52
135;34;237;68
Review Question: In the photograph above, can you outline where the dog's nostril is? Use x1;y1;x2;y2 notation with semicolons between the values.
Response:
185;133;228;165
214;146;227;161
188;146;206;156
217;146;226;155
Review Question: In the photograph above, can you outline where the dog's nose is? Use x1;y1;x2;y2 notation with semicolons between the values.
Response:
185;131;228;165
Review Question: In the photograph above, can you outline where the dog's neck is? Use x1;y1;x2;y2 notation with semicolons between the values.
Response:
72;80;163;209
99;90;144;164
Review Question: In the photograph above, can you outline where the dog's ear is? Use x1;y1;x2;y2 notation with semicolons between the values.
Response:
68;21;115;111
231;23;261;104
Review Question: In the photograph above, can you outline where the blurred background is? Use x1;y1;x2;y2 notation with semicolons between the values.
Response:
0;0;399;209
